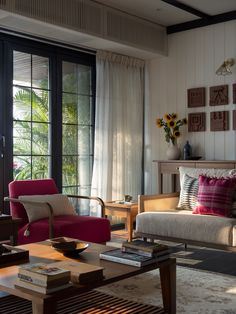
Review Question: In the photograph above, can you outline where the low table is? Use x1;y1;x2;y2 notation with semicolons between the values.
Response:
105;201;138;241
0;241;176;314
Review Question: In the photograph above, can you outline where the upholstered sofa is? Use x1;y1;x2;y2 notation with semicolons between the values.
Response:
135;166;236;251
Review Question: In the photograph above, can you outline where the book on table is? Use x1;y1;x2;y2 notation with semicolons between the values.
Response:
15;279;72;294
122;240;169;254
17;263;71;286
48;261;104;284
18;261;104;286
99;248;170;267
121;246;171;258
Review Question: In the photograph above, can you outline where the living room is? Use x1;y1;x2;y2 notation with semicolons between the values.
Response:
0;0;236;313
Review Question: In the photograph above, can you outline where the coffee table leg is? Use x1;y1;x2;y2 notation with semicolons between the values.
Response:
32;299;56;314
159;259;176;314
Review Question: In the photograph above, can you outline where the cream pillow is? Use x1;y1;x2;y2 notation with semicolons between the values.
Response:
19;194;76;223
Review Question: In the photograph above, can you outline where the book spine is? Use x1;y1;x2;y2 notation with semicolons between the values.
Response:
18;273;48;286
99;253;141;267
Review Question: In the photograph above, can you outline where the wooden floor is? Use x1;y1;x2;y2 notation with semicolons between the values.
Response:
0;290;165;314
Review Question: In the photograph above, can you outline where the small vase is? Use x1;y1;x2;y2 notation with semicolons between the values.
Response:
166;143;181;160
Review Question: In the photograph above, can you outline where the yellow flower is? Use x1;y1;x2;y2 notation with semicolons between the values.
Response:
156;113;187;145
156;118;162;128
167;120;176;128
174;130;181;138
164;114;171;122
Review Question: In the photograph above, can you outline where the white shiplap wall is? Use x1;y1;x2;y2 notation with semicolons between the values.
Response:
145;20;236;194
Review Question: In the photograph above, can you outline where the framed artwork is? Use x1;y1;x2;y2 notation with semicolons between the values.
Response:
233;84;236;104
209;85;228;106
210;111;229;131
188;112;206;132
233;110;236;130
187;87;205;107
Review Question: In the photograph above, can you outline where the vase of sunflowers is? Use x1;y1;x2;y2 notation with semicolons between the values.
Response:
156;113;187;160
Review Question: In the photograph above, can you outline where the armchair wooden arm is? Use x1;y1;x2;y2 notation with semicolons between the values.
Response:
67;195;105;217
138;192;180;213
4;197;54;238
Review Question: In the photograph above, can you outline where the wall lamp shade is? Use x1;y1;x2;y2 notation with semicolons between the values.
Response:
216;58;234;76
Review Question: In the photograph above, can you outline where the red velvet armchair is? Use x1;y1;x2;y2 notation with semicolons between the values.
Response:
5;179;111;245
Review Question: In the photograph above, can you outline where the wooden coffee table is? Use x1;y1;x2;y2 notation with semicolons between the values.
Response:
0;241;176;314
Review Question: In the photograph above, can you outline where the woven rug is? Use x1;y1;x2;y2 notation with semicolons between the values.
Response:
97;266;236;314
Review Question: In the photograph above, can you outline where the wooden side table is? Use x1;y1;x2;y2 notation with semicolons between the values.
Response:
105;202;138;241
0;216;20;245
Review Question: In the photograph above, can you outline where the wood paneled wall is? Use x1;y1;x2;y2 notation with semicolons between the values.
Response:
144;21;236;194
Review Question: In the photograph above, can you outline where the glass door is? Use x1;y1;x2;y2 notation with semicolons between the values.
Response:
13;51;51;180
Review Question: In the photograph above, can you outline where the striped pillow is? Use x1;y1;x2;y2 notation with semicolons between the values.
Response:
177;174;199;210
193;175;236;217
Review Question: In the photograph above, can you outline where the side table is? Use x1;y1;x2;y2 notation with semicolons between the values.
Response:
0;216;20;245
104;202;138;241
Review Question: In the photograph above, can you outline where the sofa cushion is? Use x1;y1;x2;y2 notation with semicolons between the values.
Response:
177;174;199;210
135;211;236;246
19;194;76;223
193;175;236;217
179;167;236;216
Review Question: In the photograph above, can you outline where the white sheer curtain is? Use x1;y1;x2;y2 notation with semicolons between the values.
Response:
91;50;145;202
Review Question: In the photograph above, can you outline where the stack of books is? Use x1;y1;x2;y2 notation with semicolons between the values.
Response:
48;261;104;284
100;240;170;267
15;263;72;294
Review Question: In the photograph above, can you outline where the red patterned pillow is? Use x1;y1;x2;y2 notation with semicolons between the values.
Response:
193;175;236;217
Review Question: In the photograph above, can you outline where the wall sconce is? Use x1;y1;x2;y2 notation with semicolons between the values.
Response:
216;58;235;76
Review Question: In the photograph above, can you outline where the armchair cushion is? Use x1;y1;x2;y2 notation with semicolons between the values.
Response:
19;194;76;223
18;215;111;244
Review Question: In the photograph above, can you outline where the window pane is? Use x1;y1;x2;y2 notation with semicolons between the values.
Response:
13;156;31;180
77;95;92;125
62;93;78;124
13;87;31;121
32;122;49;155
78;157;92;186
77;64;91;95
32;55;49;89
78;126;90;155
13;121;31;155
32;89;49;122
62;62;77;93
13;51;31;86
62;156;77;186
62;124;78;155
32;156;50;179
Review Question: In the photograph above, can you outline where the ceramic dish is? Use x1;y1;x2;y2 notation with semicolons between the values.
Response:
47;237;89;255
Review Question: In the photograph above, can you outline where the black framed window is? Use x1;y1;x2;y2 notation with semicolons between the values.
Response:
0;33;96;211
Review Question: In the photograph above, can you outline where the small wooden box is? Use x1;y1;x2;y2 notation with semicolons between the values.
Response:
0;245;29;267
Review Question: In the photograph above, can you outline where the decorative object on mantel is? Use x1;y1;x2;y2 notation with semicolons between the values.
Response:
210;111;229;131
188;112;206;132
187;87;205;107
156;113;187;160
183;141;192;160
209;85;228;106
216;58;234;76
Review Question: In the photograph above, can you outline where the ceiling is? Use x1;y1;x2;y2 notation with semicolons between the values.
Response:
95;0;236;32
